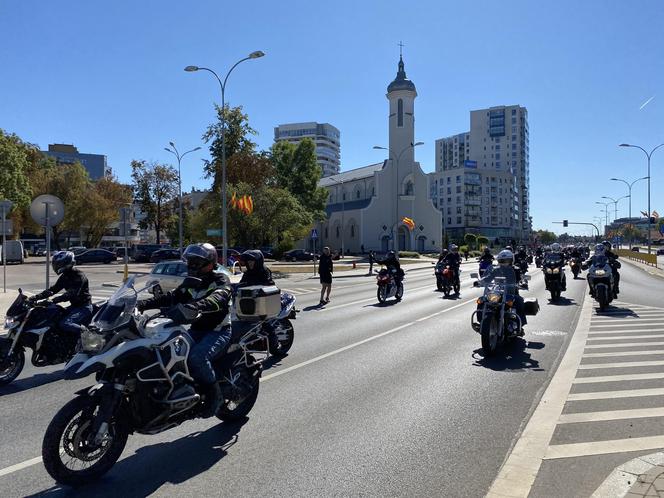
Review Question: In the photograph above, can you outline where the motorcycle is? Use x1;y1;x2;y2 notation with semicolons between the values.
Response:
434;262;459;296
0;290;98;386
569;257;582;279
535;255;543;268
587;256;615;311
478;260;493;278
543;255;565;301
376;267;403;303
470;272;538;356
231;287;297;358
42;276;263;486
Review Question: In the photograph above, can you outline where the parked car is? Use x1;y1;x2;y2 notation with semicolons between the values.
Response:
68;246;88;255
0;240;25;264
656;248;664;256
150;248;182;263
132;244;169;263
631;247;640;252
282;249;315;262
215;247;241;263
259;247;275;259
75;249;117;264
146;261;232;295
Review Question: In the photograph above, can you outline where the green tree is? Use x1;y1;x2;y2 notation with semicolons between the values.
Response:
534;229;557;245
83;177;132;247
464;233;477;250
477;235;489;249
202;105;258;192
0;130;32;228
131;160;179;244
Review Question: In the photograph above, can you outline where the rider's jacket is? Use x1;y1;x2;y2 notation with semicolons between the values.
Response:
34;268;91;307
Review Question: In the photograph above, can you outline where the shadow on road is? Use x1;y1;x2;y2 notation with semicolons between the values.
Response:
29;420;248;498
547;297;577;306
595;305;639;317
0;369;64;396
302;304;325;312
472;339;545;371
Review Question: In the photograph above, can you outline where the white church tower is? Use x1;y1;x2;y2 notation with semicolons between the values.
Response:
387;54;417;171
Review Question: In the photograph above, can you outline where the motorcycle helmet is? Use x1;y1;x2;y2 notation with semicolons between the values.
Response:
602;240;612;251
551;243;562;253
183;243;217;277
52;251;75;275
483;247;491;255
505;245;513;252
450;244;459;253
497;250;514;267
239;249;264;271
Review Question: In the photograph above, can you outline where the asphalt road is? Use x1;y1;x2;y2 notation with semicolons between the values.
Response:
0;260;601;497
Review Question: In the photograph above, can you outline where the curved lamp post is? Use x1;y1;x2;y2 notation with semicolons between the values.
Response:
185;51;265;265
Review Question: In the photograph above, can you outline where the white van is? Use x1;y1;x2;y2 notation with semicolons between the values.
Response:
0;240;25;264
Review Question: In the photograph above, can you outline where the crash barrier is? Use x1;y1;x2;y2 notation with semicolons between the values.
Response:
616;249;658;268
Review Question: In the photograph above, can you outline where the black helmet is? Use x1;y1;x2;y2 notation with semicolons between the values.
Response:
239;249;264;270
602;240;611;250
183;243;217;277
52;251;75;275
484;247;491;255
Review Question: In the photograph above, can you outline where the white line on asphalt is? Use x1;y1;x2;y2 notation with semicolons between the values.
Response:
558;407;664;424
590;322;664;329
568;388;664;401
585;341;664;349
0;456;44;478
588;334;664;341
261;297;477;382
591;315;664;323
545;436;664;460
573;372;664;384
578;360;664;370
486;293;593;498
588;328;664;335
583;350;664;358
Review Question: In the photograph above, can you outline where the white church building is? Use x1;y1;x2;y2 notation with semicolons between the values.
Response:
309;55;442;254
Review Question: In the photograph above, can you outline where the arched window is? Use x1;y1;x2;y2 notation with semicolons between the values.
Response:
404;180;414;196
325;227;328;238
350;225;355;237
356;189;361;199
397;99;404;127
336;226;340;238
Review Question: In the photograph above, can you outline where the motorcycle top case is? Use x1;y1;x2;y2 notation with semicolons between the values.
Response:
234;285;281;321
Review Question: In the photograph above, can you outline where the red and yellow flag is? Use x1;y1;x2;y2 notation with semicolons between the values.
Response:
402;217;415;230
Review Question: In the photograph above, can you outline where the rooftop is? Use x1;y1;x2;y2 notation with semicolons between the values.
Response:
319;162;385;186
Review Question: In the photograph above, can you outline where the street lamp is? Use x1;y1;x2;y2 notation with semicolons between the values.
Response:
596;201;611;236
373;142;424;251
164;143;201;255
619;142;664;255
185;50;265;266
610;176;648;248
601;195;629;248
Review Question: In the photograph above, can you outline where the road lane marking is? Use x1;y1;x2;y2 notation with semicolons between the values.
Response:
583;350;664;358
568;388;664;401
261;297;477;382
578;360;664;370
558;407;664;424
588;328;664;335
588;334;664;340
590;322;664;329
0;456;44;478
573;373;664;384
545;436;664;460
585;341;664;349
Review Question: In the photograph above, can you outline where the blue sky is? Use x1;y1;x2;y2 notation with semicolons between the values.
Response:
1;0;663;235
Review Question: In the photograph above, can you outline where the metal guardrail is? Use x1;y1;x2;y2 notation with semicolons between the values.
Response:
616;249;658;268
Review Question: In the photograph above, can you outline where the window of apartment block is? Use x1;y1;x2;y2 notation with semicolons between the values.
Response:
456;206;462;214
456;196;461;204
456;186;462;193
447;217;452;225
512;109;517;115
456;216;462;224
456;175;461;183
447;187;451;195
496;161;501;168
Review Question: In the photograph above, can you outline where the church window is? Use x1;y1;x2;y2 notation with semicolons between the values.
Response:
325;227;328;238
343;192;346;201
404;180;414;196
350;225;355;237
397;99;404;127
356;189;361;199
336;226;340;238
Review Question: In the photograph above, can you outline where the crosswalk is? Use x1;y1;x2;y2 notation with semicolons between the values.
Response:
543;300;664;460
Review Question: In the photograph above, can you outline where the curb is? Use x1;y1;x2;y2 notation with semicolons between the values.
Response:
592;452;664;497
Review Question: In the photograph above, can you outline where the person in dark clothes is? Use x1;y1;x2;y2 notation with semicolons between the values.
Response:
238;250;274;286
368;250;375;275
318;246;333;305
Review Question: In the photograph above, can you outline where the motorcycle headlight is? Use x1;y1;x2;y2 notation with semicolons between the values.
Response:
595;269;606;276
545;268;553;274
487;292;502;303
553;268;560;274
4;317;18;330
80;329;106;353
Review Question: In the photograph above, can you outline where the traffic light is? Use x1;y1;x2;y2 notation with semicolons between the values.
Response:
563;220;568;227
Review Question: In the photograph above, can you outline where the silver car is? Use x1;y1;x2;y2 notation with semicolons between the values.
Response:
147;262;233;295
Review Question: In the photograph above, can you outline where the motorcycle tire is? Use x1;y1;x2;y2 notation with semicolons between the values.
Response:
42;395;129;486
481;317;500;357
443;285;450;298
217;367;260;422
573;269;579;279
0;348;25;386
597;287;609;311
271;319;294;357
377;286;387;304
550;289;560;301
395;283;404;301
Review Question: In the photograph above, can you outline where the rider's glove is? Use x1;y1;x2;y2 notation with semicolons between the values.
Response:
51;295;67;304
136;300;148;313
167;303;199;324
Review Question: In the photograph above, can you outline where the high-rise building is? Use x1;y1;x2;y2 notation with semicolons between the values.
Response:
274;122;340;177
429;105;531;242
42;143;109;180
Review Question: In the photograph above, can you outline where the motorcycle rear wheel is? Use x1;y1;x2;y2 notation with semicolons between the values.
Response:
217;367;260;422
481;317;500;357
271;319;294;357
395;283;404;301
0;349;25;386
42;396;128;486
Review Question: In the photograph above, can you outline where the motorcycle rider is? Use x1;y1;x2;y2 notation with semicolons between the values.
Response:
437;248;449;263
546;242;567;291
137;243;232;418
238;249;274;286
584;243;620;297
601;240;621;296
377;250;404;295
30;251;92;336
441;244;462;289
479;247;494;264
474;249;527;334
514;245;529;271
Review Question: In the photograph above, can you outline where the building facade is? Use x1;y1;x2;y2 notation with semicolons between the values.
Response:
429;105;531;243
308;56;442;254
274;122;341;177
42;143;109;180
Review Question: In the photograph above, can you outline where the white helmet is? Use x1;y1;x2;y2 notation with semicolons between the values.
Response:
497;250;514;267
594;244;606;256
551;243;562;253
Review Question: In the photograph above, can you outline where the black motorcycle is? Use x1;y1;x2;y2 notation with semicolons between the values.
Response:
42;276;262;486
569;257;582;279
542;255;565;300
535;255;543;268
0;290;95;386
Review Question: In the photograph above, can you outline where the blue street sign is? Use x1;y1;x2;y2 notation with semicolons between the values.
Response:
206;228;223;237
311;228;318;239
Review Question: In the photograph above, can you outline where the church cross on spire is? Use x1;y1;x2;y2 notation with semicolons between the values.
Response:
398;41;404;57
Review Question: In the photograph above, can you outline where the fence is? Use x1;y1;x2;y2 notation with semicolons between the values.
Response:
616;249;658;268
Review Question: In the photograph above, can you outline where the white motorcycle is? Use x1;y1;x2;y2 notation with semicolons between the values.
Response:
42;276;264;486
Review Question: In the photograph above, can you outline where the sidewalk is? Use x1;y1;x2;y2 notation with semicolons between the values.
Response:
621;257;664;280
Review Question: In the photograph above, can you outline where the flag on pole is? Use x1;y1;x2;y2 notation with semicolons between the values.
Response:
653;210;660;219
641;210;649;217
230;192;238;209
401;217;415;230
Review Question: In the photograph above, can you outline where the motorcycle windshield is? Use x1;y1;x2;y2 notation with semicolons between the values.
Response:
481;267;517;293
91;276;137;330
544;253;563;265
6;292;27;317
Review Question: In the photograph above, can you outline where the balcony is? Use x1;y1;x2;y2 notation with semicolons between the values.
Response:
464;196;481;206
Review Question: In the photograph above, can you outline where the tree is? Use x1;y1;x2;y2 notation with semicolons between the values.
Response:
0;130;32;228
82;177;132;247
202;105;258;192
226;150;275;188
271;138;327;220
477;235;489;249
131;160;179;244
464;233;477;251
534;229;556;245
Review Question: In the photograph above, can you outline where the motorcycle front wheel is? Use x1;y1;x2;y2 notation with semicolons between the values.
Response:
42;395;129;486
436;277;443;292
377;286;387;303
0;348;25;386
481;317;500;357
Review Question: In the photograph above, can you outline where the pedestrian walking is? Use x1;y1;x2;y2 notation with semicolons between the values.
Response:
368;250;375;275
318;246;333;305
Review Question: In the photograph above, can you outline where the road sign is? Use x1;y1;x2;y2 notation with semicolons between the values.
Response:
30;194;64;226
311;228;318;239
118;223;132;237
660;224;664;235
206;228;223;237
0;200;13;212
0;219;13;236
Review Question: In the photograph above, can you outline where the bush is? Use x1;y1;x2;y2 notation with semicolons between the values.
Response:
398;251;420;258
459;245;469;254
